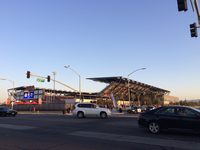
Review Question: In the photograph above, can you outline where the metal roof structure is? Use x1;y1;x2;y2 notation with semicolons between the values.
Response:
87;76;170;99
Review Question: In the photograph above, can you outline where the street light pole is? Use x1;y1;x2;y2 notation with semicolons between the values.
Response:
64;65;82;101
0;78;15;109
52;72;56;102
127;68;146;107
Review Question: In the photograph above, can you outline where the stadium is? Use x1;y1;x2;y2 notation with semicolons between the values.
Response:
6;76;178;111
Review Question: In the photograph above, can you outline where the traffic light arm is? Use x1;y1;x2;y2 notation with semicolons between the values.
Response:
54;80;78;92
29;73;47;80
194;0;200;24
27;72;78;92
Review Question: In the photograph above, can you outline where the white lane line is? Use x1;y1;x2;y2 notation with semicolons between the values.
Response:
0;124;36;130
69;131;200;150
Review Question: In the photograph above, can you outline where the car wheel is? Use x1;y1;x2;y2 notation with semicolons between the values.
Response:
77;111;84;118
148;122;160;134
100;112;107;119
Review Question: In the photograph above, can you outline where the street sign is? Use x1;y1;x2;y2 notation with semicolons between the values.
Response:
36;78;45;83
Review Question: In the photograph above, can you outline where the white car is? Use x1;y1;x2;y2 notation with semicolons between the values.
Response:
73;103;111;119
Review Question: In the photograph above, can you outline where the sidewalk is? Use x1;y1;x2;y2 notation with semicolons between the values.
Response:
111;110;139;118
18;111;66;115
18;111;139;118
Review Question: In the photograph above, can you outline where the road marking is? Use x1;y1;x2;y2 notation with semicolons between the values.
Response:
0;124;36;130
69;131;200;150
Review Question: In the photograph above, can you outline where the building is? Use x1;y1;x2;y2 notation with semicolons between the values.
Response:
164;95;180;105
7;76;176;110
8;86;100;110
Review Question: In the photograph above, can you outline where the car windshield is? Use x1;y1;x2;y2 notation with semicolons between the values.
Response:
147;107;163;114
191;107;200;113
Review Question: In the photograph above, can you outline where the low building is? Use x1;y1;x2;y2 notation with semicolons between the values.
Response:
8;86;100;111
164;95;180;105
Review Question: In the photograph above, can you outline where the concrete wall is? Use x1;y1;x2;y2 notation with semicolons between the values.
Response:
14;103;66;111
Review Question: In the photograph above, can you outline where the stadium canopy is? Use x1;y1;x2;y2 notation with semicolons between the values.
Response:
87;76;170;104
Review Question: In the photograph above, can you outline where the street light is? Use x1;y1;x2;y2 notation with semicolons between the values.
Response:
0;78;15;109
64;65;82;101
127;68;146;107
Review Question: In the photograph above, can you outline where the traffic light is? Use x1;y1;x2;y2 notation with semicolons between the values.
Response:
190;23;198;37
47;75;51;82
27;71;31;78
177;0;188;12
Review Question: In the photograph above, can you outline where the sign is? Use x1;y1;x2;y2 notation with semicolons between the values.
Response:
37;78;45;83
24;91;34;99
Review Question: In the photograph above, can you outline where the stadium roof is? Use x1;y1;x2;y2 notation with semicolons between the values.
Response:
87;76;170;98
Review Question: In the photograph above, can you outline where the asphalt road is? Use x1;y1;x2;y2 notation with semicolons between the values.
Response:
0;113;199;150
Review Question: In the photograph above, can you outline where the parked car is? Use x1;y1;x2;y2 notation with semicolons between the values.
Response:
127;106;142;114
0;106;17;117
72;103;111;119
145;106;156;112
138;106;200;134
140;106;147;112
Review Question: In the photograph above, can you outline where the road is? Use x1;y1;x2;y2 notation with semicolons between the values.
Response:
0;113;199;150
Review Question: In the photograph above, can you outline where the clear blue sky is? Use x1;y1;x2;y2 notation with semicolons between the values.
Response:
0;0;200;101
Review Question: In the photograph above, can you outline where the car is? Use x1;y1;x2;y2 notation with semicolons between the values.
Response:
0;106;17;117
140;106;147;112
72;103;111;119
145;106;156;112
127;106;142;114
138;106;200;134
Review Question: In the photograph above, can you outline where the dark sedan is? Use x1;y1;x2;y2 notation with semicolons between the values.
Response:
138;106;200;134
0;107;17;117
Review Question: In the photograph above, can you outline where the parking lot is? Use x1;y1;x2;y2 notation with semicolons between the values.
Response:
0;113;199;150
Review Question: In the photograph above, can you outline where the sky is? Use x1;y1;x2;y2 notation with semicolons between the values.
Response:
0;0;200;101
